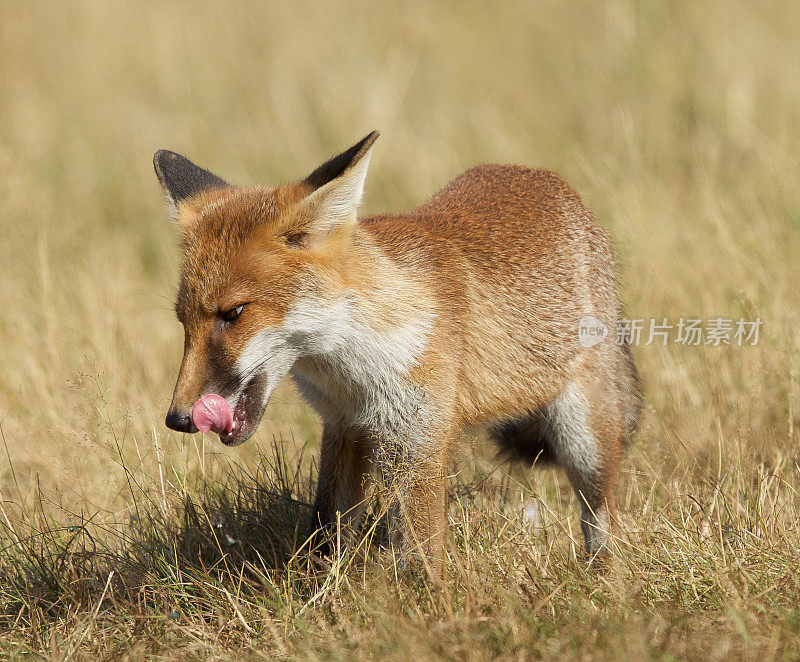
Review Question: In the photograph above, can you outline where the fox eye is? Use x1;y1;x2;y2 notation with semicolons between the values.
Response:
220;304;245;323
284;231;309;247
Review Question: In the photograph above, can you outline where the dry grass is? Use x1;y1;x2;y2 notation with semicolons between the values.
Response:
0;1;799;659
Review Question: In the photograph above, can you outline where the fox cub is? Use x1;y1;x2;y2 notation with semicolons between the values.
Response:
156;132;641;565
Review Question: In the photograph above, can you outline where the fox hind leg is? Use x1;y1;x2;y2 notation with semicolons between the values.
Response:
542;382;620;559
492;381;623;559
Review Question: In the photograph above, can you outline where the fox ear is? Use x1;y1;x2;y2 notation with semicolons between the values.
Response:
298;131;379;234
153;150;229;220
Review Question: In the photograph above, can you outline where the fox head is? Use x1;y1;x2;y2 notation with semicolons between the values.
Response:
155;132;379;445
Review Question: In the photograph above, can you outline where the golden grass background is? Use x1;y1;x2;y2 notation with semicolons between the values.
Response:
0;1;799;659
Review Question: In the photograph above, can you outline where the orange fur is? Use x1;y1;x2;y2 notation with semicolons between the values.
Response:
156;133;642;569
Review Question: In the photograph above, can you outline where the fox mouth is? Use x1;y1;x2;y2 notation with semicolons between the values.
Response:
218;377;268;447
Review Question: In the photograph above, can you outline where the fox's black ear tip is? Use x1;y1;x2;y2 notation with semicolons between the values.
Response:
353;131;379;159
152;150;229;202
153;149;180;175
153;150;171;180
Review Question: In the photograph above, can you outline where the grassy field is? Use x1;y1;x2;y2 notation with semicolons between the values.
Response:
1;1;799;659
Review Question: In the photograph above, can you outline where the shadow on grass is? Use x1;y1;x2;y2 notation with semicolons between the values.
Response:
0;439;337;626
0;437;502;629
146;439;316;577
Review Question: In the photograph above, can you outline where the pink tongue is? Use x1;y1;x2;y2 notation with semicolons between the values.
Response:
192;394;234;434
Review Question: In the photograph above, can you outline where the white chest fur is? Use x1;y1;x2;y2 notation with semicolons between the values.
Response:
287;294;435;443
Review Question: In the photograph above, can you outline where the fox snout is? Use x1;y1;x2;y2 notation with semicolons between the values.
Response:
165;348;237;437
165;341;211;433
164;336;275;446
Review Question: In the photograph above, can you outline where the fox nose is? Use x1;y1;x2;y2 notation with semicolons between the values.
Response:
165;409;198;433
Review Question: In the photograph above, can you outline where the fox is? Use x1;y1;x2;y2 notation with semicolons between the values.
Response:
155;131;641;567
